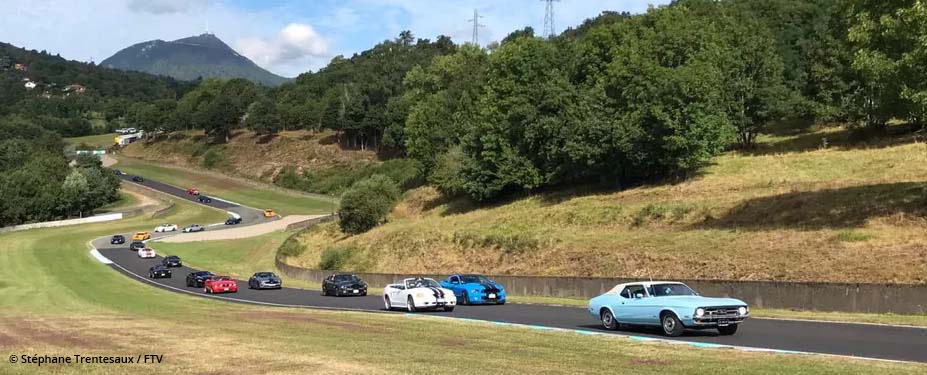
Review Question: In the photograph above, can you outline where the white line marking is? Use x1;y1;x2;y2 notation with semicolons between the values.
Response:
89;249;113;264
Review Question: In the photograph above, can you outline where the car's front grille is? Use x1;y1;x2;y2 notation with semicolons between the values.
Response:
702;306;743;319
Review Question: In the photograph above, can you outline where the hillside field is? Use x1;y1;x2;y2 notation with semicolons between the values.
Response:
285;123;927;284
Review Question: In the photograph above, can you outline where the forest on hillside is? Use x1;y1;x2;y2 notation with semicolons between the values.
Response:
119;0;925;206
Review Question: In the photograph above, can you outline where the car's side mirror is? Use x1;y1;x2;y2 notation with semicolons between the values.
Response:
634;293;644;299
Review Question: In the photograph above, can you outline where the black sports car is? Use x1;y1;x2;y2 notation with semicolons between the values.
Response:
148;265;172;279
110;235;125;244
225;217;242;225
248;272;282;289
321;274;368;296
114;169;124;176
186;271;215;287
132;176;144;182
197;195;213;203
162;255;182;267
129;241;145;251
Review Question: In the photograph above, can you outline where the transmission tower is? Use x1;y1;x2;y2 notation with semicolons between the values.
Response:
468;9;485;46
541;0;560;38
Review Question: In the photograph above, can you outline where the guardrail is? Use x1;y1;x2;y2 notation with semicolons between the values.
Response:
0;213;124;234
285;214;336;231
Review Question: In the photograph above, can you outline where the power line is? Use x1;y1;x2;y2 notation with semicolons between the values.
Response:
468;9;485;46
541;0;560;38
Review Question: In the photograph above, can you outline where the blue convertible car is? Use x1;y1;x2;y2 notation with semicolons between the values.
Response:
588;281;749;336
440;274;506;305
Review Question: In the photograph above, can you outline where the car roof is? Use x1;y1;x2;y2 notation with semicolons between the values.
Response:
604;281;687;294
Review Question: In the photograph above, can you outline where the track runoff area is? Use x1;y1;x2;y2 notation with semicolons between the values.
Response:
94;174;927;363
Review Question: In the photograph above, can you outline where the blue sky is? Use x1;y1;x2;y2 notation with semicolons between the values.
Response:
1;0;669;77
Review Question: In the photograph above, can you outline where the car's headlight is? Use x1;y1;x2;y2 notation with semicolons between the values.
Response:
738;307;748;315
695;308;705;317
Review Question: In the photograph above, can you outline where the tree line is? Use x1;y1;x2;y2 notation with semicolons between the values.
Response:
119;0;925;205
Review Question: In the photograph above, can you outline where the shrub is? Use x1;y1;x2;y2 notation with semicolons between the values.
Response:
428;148;465;196
337;174;401;234
278;235;307;257
201;148;224;169
319;245;361;270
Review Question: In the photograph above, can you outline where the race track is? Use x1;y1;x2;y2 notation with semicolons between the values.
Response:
96;175;927;363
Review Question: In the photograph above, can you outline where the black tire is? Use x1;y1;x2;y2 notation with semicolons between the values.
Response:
204;287;210;294
384;296;392;311
321;287;327;296
601;309;620;330
718;324;738;336
148;272;153;278
461;291;470;305
498;300;505;305
444;305;455;312
661;312;685;337
407;296;417;312
361;292;367;296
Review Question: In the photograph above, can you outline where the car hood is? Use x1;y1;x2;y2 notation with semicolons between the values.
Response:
650;296;747;308
461;282;504;291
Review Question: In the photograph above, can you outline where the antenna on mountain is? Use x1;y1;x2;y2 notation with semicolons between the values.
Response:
541;0;560;38
468;9;485;46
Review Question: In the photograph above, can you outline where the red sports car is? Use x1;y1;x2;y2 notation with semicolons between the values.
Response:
204;276;238;294
187;188;199;195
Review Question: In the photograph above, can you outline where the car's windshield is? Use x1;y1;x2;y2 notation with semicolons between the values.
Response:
407;278;439;288
647;283;698;297
334;275;358;282
460;275;490;284
257;272;275;278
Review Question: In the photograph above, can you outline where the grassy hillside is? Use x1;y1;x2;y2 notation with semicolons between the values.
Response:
4;183;916;373
121;129;379;187
285;123;927;284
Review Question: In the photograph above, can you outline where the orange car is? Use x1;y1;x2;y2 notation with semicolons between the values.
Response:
263;209;276;218
132;232;151;241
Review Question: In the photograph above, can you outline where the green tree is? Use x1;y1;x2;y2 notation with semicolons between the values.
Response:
245;98;283;135
337;174;401;234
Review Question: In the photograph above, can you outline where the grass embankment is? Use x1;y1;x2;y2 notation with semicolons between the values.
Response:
64;133;116;149
286;123;927;285
95;191;140;213
113;156;334;216
4;192;920;373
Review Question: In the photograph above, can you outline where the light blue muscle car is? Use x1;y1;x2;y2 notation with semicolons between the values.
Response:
588;281;749;336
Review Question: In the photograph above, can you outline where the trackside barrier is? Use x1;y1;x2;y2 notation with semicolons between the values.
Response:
0;213;123;234
273;223;927;315
285;214;336;231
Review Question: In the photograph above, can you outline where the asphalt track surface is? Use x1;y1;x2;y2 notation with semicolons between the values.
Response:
97;176;927;363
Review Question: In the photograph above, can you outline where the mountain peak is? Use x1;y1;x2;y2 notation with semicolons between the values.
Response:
101;34;288;86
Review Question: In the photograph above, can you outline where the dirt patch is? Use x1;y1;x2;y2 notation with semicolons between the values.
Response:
2;317;109;349
236;311;389;334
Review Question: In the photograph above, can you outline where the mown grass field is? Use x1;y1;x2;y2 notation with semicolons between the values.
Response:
5;193;923;373
113;156;334;216
287;123;927;285
64;133;116;149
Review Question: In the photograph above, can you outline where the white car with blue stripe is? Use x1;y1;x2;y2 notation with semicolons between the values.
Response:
384;277;457;312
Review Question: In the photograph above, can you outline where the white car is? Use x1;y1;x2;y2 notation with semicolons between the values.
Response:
182;224;204;233
137;247;155;258
384;277;457;312
154;224;178;233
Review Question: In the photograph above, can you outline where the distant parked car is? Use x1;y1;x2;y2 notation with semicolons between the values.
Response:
588;281;749;337
132;176;144;183
197;196;212;204
129;241;145;251
182;224;204;233
162;255;182;267
186;188;199;195
224;217;242;225
186;271;215;288
248;272;282;290
263;209;276;218
137;247;155;258
440;274;506;305
132;232;150;241
110;235;125;245
322;274;367;296
148;265;171;279
113;169;124;176
204;276;238;294
154;224;178;233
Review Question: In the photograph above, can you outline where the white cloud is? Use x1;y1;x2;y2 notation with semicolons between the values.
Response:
128;0;208;15
236;23;330;70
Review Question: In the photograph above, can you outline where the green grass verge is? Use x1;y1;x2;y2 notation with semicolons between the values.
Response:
95;191;139;213
0;197;924;373
114;157;334;216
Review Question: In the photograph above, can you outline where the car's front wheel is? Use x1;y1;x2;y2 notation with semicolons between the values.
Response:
444;305;455;312
384;296;392;311
601;309;619;330
204;287;210;294
661;313;684;337
407;296;417;312
718;324;738;336
461;291;470;305
148;272;153;278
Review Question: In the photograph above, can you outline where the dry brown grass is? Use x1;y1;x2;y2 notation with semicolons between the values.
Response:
287;125;927;284
122;129;380;183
